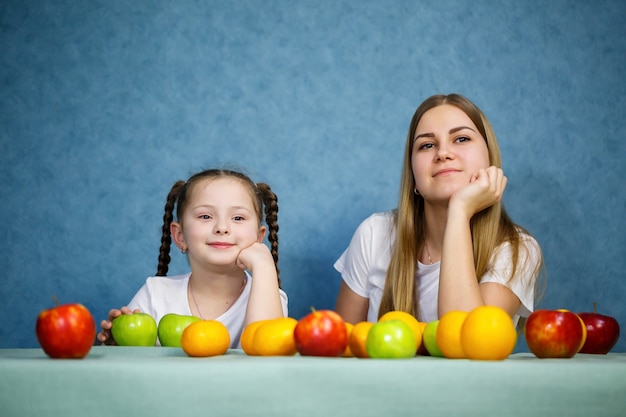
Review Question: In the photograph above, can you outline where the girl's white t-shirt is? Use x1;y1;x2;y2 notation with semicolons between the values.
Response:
334;211;541;326
127;270;288;348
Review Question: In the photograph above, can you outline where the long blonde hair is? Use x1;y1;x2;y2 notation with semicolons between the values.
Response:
379;94;543;321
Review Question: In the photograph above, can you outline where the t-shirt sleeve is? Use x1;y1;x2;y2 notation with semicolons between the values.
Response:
279;288;289;317
480;233;542;318
334;215;379;298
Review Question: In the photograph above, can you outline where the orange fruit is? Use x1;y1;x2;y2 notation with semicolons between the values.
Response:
460;306;517;360
416;321;429;355
379;311;423;353
253;317;298;356
575;314;587;352
241;320;271;356
181;320;230;357
342;322;355;357
436;310;468;359
349;321;375;358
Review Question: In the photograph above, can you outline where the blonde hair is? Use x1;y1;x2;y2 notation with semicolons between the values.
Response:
379;94;543;322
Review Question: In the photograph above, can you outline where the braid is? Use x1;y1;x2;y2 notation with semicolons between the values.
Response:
156;180;185;276
257;182;281;287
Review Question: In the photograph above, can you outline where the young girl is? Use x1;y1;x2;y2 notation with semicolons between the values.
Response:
334;94;543;328
97;168;288;347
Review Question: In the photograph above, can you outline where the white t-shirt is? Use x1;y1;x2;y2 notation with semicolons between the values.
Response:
334;211;540;326
127;271;288;348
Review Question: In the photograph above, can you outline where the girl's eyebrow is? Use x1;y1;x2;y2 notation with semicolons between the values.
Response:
449;126;476;134
414;126;476;141
191;204;252;212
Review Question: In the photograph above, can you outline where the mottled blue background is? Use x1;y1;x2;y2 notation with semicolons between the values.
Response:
1;0;624;353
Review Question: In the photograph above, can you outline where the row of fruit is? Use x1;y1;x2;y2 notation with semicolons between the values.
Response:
35;298;619;359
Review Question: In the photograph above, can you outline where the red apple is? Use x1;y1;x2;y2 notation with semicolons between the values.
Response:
578;303;621;354
294;309;348;357
36;298;97;359
525;309;584;358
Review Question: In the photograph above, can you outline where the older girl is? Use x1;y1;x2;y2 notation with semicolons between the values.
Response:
335;94;543;328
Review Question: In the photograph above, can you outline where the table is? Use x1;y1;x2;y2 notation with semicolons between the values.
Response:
1;346;625;417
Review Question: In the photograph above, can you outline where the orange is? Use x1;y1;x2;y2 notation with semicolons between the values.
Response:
349;321;375;358
342;322;355;357
575;313;587;352
181;320;230;357
241;320;271;356
252;317;298;356
379;311;423;353
416;321;429;355
436;310;468;359
460;306;517;360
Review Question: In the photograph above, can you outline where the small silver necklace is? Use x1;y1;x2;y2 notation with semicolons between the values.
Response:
188;278;246;320
424;240;433;265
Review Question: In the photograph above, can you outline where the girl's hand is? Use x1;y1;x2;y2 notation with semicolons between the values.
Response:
236;242;274;273
450;166;507;218
97;306;139;345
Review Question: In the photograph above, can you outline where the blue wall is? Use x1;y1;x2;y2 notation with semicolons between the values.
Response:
1;0;624;353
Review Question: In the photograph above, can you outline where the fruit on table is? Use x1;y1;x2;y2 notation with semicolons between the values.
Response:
342;322;355;357
416;321;429;355
366;320;417;359
378;310;424;354
111;312;158;346
436;310;469;359
241;320;271;356
252;317;298;356
36;298;97;359
525;309;584;358
422;320;444;357
294;309;348;357
181;320;230;357
349;321;375;358
157;313;200;347
578;303;621;354
460;305;517;360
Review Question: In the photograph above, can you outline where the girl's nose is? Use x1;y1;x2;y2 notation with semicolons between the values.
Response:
436;143;454;161
213;220;230;235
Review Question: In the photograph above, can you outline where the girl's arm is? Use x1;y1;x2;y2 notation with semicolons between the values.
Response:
335;281;369;324
438;166;520;316
237;242;284;325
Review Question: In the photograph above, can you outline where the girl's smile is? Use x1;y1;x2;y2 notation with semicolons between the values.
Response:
208;242;236;249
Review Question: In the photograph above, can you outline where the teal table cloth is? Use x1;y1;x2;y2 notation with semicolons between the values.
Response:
1;346;625;417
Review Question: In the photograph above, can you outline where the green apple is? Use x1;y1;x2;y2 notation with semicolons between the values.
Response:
423;320;444;357
365;320;417;359
111;312;158;346
157;313;200;347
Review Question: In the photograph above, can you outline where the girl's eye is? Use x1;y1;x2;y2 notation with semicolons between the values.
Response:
233;215;245;221
199;214;212;220
455;136;470;143
418;142;434;151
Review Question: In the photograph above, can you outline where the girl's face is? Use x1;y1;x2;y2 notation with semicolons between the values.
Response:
412;104;490;203
175;177;265;268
